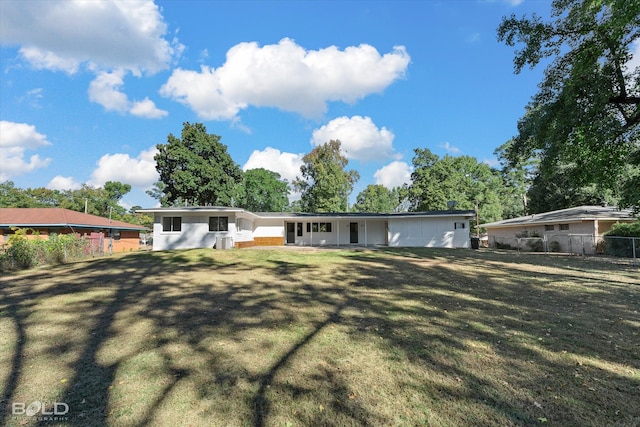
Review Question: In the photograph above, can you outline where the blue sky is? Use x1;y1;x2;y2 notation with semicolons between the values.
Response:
1;0;553;209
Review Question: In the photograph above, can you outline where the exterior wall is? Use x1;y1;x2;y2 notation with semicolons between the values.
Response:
284;220;387;246
388;217;470;248
110;230;141;252
234;217;255;244
0;227;141;252
254;236;285;246
149;211;473;250
487;221;599;253
253;218;285;241
153;212;237;250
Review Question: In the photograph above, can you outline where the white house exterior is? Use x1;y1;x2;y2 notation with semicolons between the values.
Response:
137;207;475;251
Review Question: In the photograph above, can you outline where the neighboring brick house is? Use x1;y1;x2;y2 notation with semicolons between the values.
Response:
480;205;636;254
0;208;147;253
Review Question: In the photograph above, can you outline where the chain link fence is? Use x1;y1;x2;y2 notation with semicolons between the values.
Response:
490;234;638;266
1;233;104;271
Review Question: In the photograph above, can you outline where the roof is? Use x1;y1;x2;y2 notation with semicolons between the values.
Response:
137;206;475;220
480;206;636;229
252;210;476;219
0;208;147;231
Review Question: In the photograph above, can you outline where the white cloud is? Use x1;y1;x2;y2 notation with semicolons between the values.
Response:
0;120;52;180
439;141;461;154
88;70;130;112
89;146;158;188
0;0;182;75
47;175;82;191
88;70;168;118
311;116;398;162
242;147;304;183
130;97;168;119
374;161;413;189
160;38;410;120
18;46;80;74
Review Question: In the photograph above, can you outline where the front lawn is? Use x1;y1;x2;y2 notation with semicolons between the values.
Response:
1;248;638;426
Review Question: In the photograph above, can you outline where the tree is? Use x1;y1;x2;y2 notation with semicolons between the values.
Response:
353;185;400;213
526;163;619;213
494;141;535;218
407;148;505;226
0;181;149;224
238;168;289;212
0;181;48;207
154;122;243;206
104;181;131;203
293;140;359;212
497;0;640;210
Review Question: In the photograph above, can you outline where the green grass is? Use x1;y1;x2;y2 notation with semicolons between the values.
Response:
0;248;638;426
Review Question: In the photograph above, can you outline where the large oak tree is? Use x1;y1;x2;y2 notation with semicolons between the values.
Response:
497;0;640;210
154;122;243;206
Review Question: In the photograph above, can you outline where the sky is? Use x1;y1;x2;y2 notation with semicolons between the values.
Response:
0;0;560;209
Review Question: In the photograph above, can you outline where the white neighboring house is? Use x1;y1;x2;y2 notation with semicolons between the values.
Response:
137;207;475;251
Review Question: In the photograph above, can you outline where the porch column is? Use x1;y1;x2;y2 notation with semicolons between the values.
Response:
337;220;340;247
365;220;368;247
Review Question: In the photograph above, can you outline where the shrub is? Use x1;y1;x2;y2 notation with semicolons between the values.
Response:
2;230;90;271
550;241;562;252
7;229;37;269
603;221;640;257
495;241;514;250
526;238;544;252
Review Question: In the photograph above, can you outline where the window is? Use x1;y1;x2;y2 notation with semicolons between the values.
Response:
559;224;570;231
454;222;466;230
297;223;303;236
162;216;182;232
209;216;229;232
545;225;554;231
306;222;332;232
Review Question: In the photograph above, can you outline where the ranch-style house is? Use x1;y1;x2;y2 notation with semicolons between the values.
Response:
137;207;476;251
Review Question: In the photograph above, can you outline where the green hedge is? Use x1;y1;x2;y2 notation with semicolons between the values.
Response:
0;229;90;271
603;221;640;257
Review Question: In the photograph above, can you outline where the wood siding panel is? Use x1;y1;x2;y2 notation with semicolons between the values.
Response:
254;236;284;246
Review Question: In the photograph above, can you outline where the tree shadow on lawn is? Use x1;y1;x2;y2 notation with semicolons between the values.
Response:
343;250;640;425
0;248;638;426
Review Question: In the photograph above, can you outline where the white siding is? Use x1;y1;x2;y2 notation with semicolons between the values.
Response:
152;213;237;250
286;220;388;246
388;217;469;248
253;218;285;238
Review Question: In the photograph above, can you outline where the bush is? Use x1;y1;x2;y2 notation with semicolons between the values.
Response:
526;238;544;252
603;221;640;257
2;230;90;271
7;229;37;269
495;241;514;250
550;241;562;252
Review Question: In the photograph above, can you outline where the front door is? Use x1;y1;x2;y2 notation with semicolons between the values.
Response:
286;223;295;244
350;222;358;244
